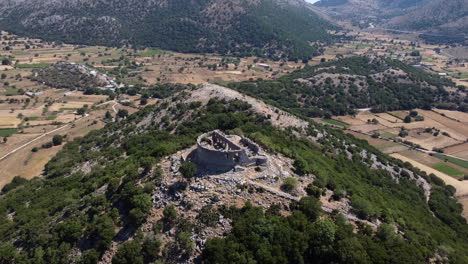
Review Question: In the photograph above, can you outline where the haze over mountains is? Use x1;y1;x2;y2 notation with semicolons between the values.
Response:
314;0;468;42
0;0;334;60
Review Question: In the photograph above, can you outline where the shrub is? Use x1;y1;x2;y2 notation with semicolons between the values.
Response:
180;161;197;179
281;177;298;193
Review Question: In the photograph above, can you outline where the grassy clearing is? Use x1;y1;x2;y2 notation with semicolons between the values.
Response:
353;43;372;49
138;49;167;57
321;119;349;127
12;51;29;55
251;67;262;72
380;132;397;139
387;112;403;120
15;63;49;69
0;89;20;95
26;117;39;121
433;163;465;178
453;73;468;79
0;128;17;137
37;50;77;55
432;153;468;169
54;89;67;94
60;108;77;111
46;116;57;120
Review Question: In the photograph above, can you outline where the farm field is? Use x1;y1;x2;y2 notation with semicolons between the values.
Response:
337;109;468;153
335;109;468;186
433;163;465;179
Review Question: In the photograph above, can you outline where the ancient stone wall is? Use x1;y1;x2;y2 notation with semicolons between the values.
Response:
193;130;268;171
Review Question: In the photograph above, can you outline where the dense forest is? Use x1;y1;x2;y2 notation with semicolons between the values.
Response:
0;0;335;60
0;85;466;263
228;56;467;117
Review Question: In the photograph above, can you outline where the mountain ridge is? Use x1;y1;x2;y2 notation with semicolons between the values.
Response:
0;0;335;60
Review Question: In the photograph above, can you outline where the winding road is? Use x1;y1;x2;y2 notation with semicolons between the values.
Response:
0;100;119;162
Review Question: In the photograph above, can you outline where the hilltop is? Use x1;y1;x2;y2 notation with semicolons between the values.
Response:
0;0;335;60
0;83;466;263
228;56;467;117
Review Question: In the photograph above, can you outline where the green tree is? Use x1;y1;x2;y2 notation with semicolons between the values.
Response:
81;249;100;264
105;111;112;120
77;107;86;116
52;135;63;146
117;109;129;118
142;236;161;263
0;242;17;263
112;240;143;264
404;115;412;123
163;205;178;227
297;196;322;221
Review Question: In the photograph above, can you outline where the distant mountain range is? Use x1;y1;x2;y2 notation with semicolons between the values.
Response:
314;0;467;43
0;0;335;60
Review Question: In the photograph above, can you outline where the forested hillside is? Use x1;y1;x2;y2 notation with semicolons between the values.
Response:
0;84;466;263
228;56;467;117
386;0;468;43
0;0;335;60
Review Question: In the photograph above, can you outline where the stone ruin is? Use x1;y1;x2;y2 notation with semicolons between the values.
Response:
190;130;268;171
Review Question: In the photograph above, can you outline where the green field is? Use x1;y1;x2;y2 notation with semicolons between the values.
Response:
251;67;262;72
15;63;49;69
60;108;77;111
321;119;349;127
0;128;17;137
54;89;67;94
353;43;372;49
388;112;404;120
432;153;468;169
46;116;57;120
453;73;468;79
12;51;29;55
26;116;39;121
138;49;167;57
380;132;397;139
0;89;21;95
433;163;465;178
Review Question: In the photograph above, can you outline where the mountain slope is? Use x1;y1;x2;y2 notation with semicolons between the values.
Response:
228;56;467;117
386;0;468;36
313;0;431;18
0;84;467;263
314;0;467;43
0;0;335;60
